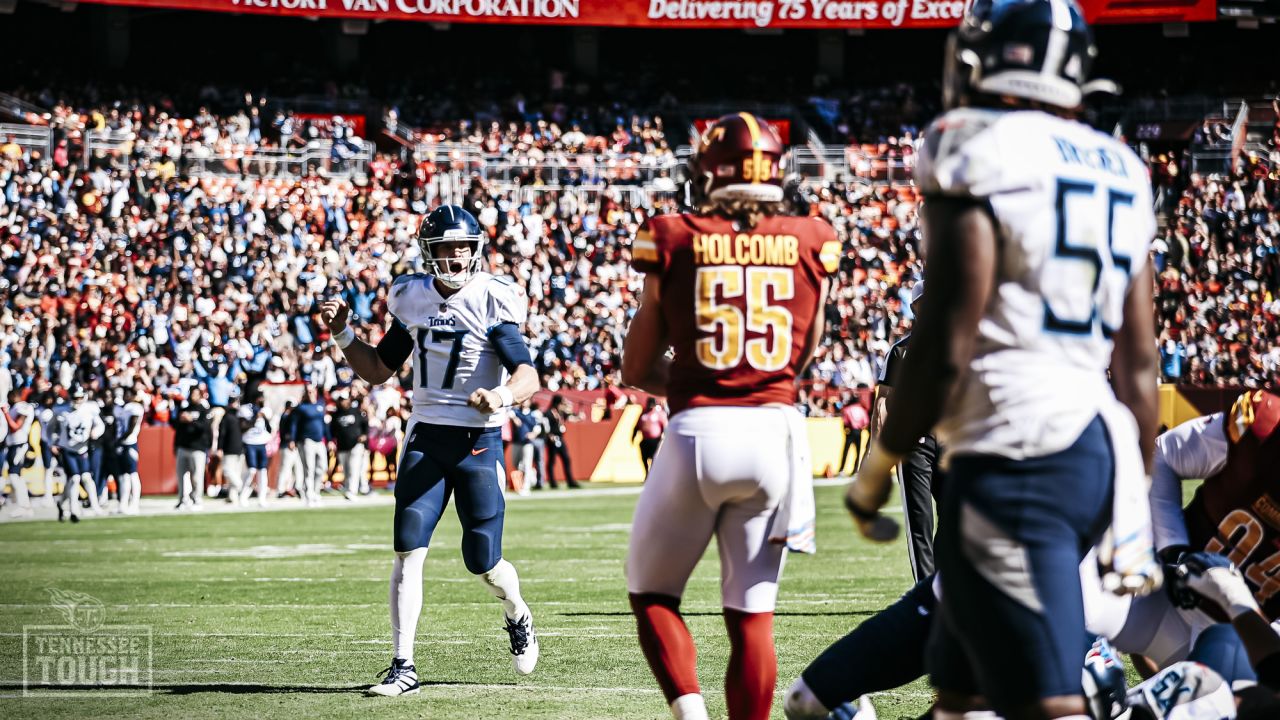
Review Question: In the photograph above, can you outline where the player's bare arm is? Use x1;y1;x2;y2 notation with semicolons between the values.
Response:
1110;261;1160;473
320;298;398;384
846;198;996;536
468;364;539;415
796;278;831;373
620;274;670;396
869;385;890;440
466;317;541;415
879;198;995;451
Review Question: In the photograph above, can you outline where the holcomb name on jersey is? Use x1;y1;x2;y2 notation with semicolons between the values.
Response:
388;272;528;429
916;107;1157;461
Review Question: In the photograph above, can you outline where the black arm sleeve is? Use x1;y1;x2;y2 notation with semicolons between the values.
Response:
1255;652;1280;693
488;322;534;373
376;320;414;370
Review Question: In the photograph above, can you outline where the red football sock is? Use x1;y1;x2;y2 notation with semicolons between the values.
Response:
723;608;776;720
630;593;700;703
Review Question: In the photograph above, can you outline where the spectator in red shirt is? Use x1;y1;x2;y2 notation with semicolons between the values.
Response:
631;397;667;475
839;389;870;475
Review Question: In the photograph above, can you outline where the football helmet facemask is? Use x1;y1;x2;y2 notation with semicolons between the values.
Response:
418;204;485;289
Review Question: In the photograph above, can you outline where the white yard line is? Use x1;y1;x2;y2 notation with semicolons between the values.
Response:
0;477;863;525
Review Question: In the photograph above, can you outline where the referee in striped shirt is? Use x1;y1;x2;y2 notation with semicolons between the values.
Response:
870;280;946;581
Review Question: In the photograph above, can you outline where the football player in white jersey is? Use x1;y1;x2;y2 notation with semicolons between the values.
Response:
3;389;36;517
320;204;541;697
842;1;1160;718
114;387;146;515
55;388;106;523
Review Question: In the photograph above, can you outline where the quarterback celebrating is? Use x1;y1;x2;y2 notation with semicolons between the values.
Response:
622;112;839;720
843;1;1161;718
320;204;541;697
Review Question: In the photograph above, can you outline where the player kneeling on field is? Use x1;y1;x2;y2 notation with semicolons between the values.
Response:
786;391;1280;719
321;204;541;697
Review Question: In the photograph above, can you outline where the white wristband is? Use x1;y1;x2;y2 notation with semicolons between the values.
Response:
333;325;356;349
492;385;515;408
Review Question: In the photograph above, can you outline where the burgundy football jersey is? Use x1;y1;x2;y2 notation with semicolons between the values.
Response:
1183;391;1280;618
631;212;840;415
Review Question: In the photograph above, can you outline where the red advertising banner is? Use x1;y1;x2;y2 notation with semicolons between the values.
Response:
69;0;1218;28
297;112;368;138
694;118;791;144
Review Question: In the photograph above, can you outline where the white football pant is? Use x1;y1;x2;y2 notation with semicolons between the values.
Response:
626;406;793;613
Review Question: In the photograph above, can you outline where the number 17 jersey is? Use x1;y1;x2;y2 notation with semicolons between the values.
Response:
632;213;840;415
387;272;528;428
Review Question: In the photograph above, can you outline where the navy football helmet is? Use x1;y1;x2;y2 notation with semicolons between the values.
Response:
418;205;485;289
943;0;1116;112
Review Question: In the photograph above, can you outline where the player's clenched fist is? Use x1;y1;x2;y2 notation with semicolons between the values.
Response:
319;299;350;331
468;388;503;414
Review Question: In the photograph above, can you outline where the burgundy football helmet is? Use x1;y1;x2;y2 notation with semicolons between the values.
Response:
689;112;786;208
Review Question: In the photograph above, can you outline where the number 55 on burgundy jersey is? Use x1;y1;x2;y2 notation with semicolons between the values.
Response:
632;212;841;415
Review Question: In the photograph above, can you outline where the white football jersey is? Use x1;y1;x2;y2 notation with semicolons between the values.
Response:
56;404;105;455
917;108;1156;460
387;272;529;429
119;402;145;445
5;402;34;447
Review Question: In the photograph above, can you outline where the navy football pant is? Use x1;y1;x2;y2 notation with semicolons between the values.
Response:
802;575;937;710
90;446;106;495
118;444;140;474
61;451;90;477
929;416;1114;709
393;422;506;575
1189;623;1256;686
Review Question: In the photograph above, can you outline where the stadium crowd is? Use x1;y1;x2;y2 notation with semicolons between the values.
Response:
1154;159;1280;386
0;87;1276;509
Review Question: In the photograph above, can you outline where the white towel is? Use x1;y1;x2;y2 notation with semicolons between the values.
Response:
1097;399;1162;596
768;406;816;554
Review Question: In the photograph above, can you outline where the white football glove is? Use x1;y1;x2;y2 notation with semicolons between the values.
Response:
1176;552;1260;621
1096;525;1164;597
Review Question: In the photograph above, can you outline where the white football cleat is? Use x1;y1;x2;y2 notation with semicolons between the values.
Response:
366;658;419;697
504;612;539;676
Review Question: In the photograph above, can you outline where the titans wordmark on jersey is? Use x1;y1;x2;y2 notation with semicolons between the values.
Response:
916;108;1157;460
388;272;528;429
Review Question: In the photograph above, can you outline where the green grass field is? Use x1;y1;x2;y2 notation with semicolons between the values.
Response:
0;484;935;719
